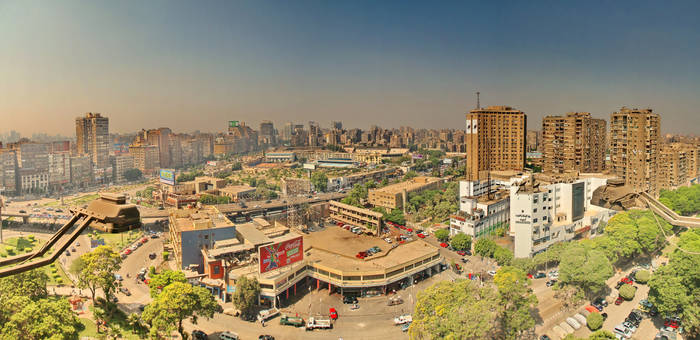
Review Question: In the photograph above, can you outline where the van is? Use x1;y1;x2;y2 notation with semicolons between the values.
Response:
219;331;239;340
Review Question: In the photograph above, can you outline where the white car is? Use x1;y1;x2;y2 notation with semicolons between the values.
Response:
487;270;497;276
384;238;393;244
566;317;581;330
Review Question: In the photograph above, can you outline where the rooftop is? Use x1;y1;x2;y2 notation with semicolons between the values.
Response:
219;185;256;194
169;206;233;232
370;176;441;195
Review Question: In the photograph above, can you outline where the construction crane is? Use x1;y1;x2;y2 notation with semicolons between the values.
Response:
0;193;141;278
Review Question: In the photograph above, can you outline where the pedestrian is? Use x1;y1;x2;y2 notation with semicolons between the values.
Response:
262;319;266;327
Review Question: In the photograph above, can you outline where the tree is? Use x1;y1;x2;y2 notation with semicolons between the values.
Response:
603;210;671;259
434;229;450;242
634;270;650;284
494;267;537;339
618;284;636;300
474;238;497;258
403;170;418;180
232;276;261;318
559;244;613;296
586;312;603;330
123;168;142;182
0;269;79;340
450;233;472;251
74;245;122;303
310;171;328;192
148;270;186;298
384;208;406;225
142;282;217;339
493;246;514;266
231;162;243;171
588;330;617;340
410;280;500;340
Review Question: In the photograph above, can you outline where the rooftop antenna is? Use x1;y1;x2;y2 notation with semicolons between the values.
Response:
476;91;481;109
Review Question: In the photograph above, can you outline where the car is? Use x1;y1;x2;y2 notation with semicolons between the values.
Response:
71;247;76;252
141;237;149;244
540;336;551;340
546;279;557;287
461;258;469;263
622;321;637;332
620;277;633;285
593;297;608;307
114;273;123;281
487;270;497;276
613;324;632;339
456;251;467;256
258;336;275;340
124;249;132;255
65;250;71;256
119;287;131;296
615;296;624;305
75;242;80;247
601;312;608;320
615;281;625;289
329;308;338;320
534;272;547;279
417;233;426;238
384;237;393;243
191;330;207;340
55;209;63;213
19;210;26;213
343;295;358;304
439;242;448;248
149;253;157;260
664;316;681;329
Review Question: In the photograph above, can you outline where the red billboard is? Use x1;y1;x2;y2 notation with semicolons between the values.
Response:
259;236;304;274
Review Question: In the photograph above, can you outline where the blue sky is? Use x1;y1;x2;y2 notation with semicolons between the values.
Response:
1;0;699;135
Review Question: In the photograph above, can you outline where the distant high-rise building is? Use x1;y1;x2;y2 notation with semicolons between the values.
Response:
259;120;276;146
542;112;606;174
610;107;661;196
332;121;343;130
129;144;160;175
281;122;294;141
308;121;320;147
75;113;110;169
465;105;527;180
140;128;172;168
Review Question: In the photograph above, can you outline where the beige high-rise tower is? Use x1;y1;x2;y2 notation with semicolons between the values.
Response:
465;105;526;180
75;113;110;169
610;107;661;196
542;112;606;174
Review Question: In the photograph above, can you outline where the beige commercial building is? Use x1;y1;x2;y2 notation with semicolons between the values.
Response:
75;113;110;169
542;112;606;174
129;144;160;175
368;176;442;210
329;200;384;234
465;106;527;180
610;107;661;196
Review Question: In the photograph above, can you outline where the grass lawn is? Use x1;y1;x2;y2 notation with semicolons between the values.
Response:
44;193;101;207
88;230;144;251
84;302;146;340
0;236;42;257
78;318;99;338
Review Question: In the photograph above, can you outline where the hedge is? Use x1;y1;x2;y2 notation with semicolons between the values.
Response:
587;312;603;330
634;270;650;284
619;284;636;300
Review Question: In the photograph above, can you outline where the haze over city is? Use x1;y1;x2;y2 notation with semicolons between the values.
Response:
2;0;700;135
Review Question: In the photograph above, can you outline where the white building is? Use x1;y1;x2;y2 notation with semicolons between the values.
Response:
449;190;510;238
48;152;71;190
510;176;615;258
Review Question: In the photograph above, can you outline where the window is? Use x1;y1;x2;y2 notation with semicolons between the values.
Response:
213;266;220;274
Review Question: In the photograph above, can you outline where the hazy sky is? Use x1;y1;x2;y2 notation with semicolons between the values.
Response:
1;1;699;136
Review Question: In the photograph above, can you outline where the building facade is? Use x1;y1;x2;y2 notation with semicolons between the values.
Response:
368;176;442;210
465;106;527;180
75;113;110;169
542;112;606;174
610;107;661;196
113;154;135;183
129;144;160;175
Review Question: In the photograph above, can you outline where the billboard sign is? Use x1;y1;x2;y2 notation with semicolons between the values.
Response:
229;120;239;128
302;163;316;170
159;169;176;186
259;236;304;274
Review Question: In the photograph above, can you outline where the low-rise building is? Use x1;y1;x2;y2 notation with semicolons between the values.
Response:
450;190;510;238
327;168;397;191
70;155;93;188
264;152;296;163
48;152;71;190
510;176;614;258
368;176;442;210
168;206;238;271
329;200;383;235
219;185;256;202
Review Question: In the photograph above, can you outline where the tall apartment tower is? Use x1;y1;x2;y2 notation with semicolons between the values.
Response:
465;105;527;180
542;112;606;174
75;112;110;169
610;107;661;196
259;120;276;146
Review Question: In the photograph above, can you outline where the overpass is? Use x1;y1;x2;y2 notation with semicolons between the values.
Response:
638;192;700;229
0;212;30;223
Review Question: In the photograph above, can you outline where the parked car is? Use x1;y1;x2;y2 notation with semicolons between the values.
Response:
534;272;547;279
219;331;239;340
119;287;131;296
258;335;275;340
191;330;207;340
149;253;157;260
615;296;624;305
329;308;338;320
456;251;467;256
417;233;426;238
343;295;358;304
546;279;557;287
439;243;448;248
487;270;497;276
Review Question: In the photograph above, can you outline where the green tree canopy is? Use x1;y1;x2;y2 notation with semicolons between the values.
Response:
434;229;450;242
199;194;231;205
586;312;603;330
634;269;650;284
410;280;500;340
74;245;122;303
148;270;187;298
142;282;218;339
559;243;613;296
588;330;617;340
659;184;700;216
232;276;261;318
494;266;537;339
474;238;497;258
123;168;143;182
310;171;328;192
450;233;472;251
618;284;636;300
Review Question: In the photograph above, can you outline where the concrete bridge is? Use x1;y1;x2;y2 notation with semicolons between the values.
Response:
638;192;700;229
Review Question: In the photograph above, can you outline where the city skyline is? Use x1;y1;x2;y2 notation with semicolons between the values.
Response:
2;1;700;135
